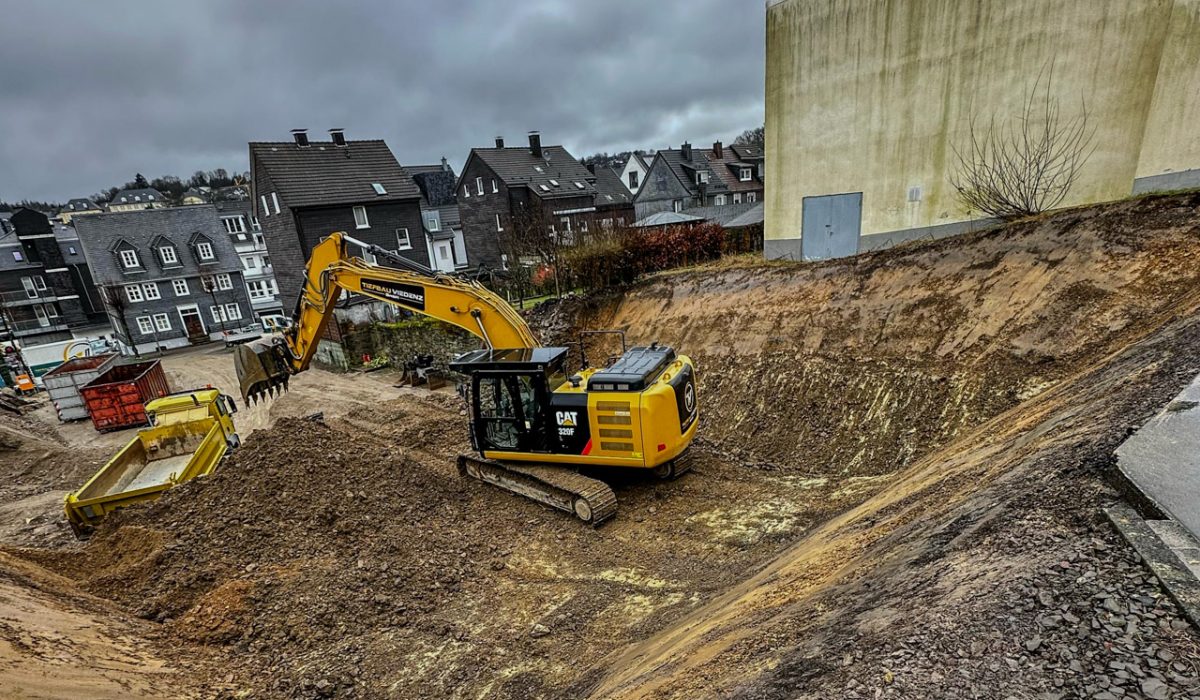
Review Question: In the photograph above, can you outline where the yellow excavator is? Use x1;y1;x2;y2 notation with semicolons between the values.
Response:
234;232;698;524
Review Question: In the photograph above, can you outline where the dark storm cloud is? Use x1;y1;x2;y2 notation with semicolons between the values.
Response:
0;1;763;202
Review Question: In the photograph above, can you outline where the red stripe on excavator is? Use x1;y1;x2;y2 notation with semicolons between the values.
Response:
582;439;593;455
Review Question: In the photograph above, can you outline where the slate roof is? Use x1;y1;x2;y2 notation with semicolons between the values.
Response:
109;188;165;206
705;146;764;194
657;148;729;197
591;167;634;208
468;145;597;199
0;228;35;272
63;198;100;212
73;206;243;285
249;139;421;208
730;144;764;162
633;211;704;228
724;202;765;228
408;162;458;208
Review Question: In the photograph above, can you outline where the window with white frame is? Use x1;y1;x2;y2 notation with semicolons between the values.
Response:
696;172;708;185
673;200;683;213
580;219;588;233
136;316;154;334
160;245;178;265
733;193;743;204
153;313;171;332
125;284;144;302
142;282;161;300
463;186;470;198
246;279;272;299
476;177;484;195
371;183;387;195
353;206;370;229
715;195;726;206
426;215;440;232
225;303;242;321
244;256;257;270
196;241;215;260
250;216;261;231
33;305;49;327
747;192;757;203
396;228;412;250
271;193;280;214
216;273;233;290
495;214;503;231
120;249;140;268
222;216;246;234
172;279;189;296
491;179;498;193
260;195;270;216
739;167;752;181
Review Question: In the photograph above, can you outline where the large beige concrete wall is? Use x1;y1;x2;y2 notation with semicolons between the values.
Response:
1135;0;1200;185
765;0;1180;252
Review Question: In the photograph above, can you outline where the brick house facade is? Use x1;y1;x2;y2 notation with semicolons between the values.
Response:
249;130;426;311
74;206;254;354
457;133;599;271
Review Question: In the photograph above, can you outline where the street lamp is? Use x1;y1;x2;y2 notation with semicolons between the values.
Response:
141;308;161;355
201;276;227;337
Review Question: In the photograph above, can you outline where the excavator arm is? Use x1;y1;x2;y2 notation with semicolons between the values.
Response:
235;232;538;402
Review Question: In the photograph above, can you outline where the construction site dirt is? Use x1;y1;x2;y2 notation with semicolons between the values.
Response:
2;192;1200;698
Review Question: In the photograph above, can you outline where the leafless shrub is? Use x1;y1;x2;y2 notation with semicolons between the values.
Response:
951;68;1096;221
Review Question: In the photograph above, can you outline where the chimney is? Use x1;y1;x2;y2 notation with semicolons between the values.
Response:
713;140;723;159
528;131;542;159
329;128;347;147
291;129;309;147
495;136;505;148
681;142;692;161
441;156;450;172
585;162;596;174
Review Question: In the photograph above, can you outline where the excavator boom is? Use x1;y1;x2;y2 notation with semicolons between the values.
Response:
235;231;537;403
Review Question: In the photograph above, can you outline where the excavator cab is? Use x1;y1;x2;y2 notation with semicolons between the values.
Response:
452;347;569;455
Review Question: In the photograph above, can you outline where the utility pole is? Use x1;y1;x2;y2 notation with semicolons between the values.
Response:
202;276;227;337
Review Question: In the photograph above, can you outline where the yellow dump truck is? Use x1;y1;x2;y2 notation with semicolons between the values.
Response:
64;388;240;537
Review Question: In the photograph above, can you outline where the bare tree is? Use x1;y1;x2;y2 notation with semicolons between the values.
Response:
951;68;1096;221
100;286;138;356
500;203;567;300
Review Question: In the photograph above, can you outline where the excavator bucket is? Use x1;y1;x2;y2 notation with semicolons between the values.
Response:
234;340;290;404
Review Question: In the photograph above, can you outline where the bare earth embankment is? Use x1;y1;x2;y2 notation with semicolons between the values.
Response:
2;192;1199;698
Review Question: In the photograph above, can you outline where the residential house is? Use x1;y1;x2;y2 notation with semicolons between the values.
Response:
458;132;598;270
730;143;765;181
704;141;764;206
57;198;103;225
106;188;167;213
619;152;651;195
632;143;730;221
54;221;107;326
0;208;90;346
181;187;211;205
409;158;469;273
74;206;254;354
249;129;426;309
214;200;283;319
588;165;635;229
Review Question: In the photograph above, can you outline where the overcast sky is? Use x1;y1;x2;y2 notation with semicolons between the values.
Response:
0;1;765;203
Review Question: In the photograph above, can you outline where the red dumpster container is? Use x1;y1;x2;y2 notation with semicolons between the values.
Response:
79;360;171;432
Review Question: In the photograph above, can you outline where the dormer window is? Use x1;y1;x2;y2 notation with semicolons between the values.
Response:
120;197;128;203
426;215;440;232
696;172;708;185
148;194;155;201
120;249;140;268
196;241;215;260
160;245;178;265
371;183;387;195
134;195;142;202
739;168;753;181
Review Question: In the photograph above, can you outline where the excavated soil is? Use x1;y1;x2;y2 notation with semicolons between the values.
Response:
4;192;1200;698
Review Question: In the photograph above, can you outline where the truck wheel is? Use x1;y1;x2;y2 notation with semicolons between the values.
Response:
653;462;674;480
227;434;241;449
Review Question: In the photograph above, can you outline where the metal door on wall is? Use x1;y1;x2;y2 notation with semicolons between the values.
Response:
801;192;862;261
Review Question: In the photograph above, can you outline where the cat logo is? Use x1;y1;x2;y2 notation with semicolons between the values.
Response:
556;411;578;427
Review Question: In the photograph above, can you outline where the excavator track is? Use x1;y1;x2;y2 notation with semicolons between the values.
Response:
457;456;618;526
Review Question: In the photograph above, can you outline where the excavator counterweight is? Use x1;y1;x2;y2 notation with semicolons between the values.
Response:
232;232;699;524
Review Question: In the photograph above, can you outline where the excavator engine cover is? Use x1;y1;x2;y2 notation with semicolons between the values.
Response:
235;340;291;403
